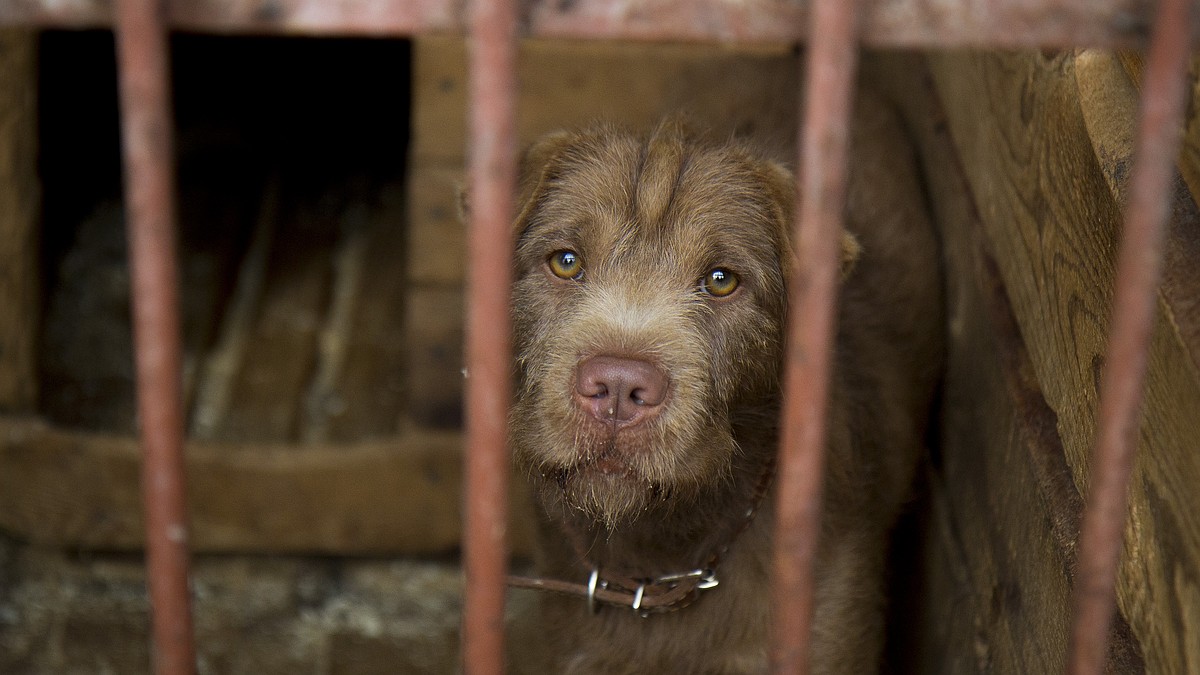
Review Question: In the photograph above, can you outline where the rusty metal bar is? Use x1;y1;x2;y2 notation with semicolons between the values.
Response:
0;0;1173;48
112;0;196;674
1066;0;1193;673
770;0;862;672
461;0;519;669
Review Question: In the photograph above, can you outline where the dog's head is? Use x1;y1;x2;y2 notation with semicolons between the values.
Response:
509;120;856;528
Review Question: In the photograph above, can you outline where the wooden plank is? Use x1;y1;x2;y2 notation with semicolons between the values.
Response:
1074;49;1200;377
193;179;340;443
406;164;465;286
928;50;1200;675
410;37;797;165
310;179;411;442
189;176;282;439
867;54;1142;673
0;415;535;555
403;286;463;430
0;30;38;412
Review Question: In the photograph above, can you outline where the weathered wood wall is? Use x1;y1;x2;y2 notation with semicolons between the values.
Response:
0;415;542;554
872;49;1200;673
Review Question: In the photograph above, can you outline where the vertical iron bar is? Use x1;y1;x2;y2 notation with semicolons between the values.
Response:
770;0;862;672
1066;0;1192;672
462;0;518;669
113;0;196;673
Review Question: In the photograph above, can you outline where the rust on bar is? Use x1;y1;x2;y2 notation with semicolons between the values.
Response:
1066;0;1193;673
0;0;1172;48
770;0;862;673
113;0;196;673
461;0;519;668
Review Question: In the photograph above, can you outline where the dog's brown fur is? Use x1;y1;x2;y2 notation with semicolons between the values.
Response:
507;91;943;674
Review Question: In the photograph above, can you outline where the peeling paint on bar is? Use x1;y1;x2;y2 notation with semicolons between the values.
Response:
770;0;861;673
112;0;196;673
461;0;519;670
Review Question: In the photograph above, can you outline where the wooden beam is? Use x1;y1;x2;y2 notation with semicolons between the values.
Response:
0;30;38;413
866;54;1144;672
0;415;535;555
928;49;1200;674
1075;49;1200;379
0;0;1172;48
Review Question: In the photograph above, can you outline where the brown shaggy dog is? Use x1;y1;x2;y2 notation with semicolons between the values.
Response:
507;97;943;674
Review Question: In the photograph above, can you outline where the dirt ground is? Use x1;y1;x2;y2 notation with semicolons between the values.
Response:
0;534;469;674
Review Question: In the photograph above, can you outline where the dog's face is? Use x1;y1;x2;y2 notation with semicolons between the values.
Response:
509;123;796;528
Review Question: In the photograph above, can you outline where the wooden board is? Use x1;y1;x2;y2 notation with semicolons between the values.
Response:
0;415;535;555
405;164;465;286
0;30;38;412
927;49;1200;675
403;286;464;430
1074;49;1200;381
310;180;411;442
410;37;798;165
201;181;341;442
867;54;1142;672
187;176;415;444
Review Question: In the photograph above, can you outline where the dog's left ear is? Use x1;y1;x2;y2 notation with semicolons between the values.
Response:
763;161;861;280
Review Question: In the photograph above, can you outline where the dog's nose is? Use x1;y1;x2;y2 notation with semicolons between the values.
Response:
575;356;668;425
571;355;667;422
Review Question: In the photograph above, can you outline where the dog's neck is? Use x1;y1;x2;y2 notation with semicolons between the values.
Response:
547;427;777;581
512;440;776;615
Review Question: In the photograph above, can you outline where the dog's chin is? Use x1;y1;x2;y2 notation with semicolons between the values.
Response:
540;457;665;530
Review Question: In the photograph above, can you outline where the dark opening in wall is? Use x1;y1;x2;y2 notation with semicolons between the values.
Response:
36;32;414;441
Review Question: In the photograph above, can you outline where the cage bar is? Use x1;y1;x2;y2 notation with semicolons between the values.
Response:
461;0;519;670
1066;0;1193;672
0;0;1176;48
111;0;196;673
770;0;862;672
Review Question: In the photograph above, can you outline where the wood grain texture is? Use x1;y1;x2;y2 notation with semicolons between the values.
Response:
0;30;38;412
1076;49;1200;389
406;164;465;286
0;415;534;555
410;37;798;165
928;50;1200;675
403;287;464;430
868;54;1143;673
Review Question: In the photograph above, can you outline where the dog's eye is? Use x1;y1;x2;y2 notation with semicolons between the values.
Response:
548;250;584;280
700;268;739;297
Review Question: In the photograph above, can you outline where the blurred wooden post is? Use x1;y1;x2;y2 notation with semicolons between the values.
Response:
0;30;39;412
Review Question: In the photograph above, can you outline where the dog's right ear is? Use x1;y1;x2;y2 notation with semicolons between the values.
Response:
513;130;576;231
456;130;576;232
762;161;862;281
